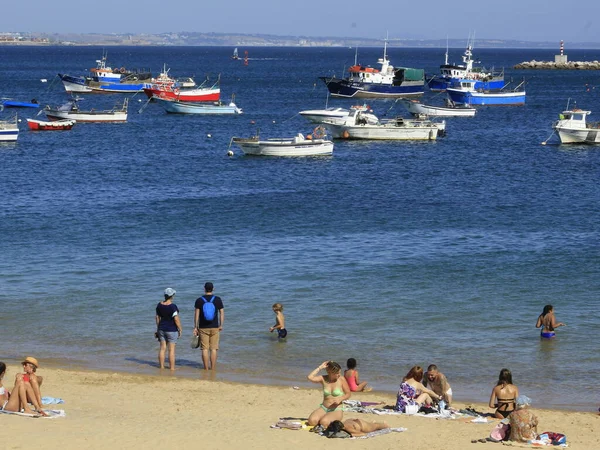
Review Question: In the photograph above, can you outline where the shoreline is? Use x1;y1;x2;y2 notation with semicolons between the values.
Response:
2;363;598;450
1;356;596;414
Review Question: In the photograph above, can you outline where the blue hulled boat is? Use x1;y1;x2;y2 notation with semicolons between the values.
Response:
426;41;504;91
320;42;424;98
446;79;526;106
58;53;152;94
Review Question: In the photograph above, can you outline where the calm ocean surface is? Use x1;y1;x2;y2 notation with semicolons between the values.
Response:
0;46;598;410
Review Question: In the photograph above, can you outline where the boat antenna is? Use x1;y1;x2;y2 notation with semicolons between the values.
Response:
444;36;449;65
354;46;358;66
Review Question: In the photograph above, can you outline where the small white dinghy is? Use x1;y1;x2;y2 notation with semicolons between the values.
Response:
232;127;333;156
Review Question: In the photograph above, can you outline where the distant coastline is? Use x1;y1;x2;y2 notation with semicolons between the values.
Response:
2;31;600;49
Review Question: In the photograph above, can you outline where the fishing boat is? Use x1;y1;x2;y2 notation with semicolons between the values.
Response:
323;108;444;140
44;98;128;123
426;40;504;91
27;118;76;131
446;79;526;106
0;115;19;141
154;97;242;115
233;128;333;156
552;107;600;144
2;99;40;108
58;52;152;93
400;98;477;117
319;41;425;98
143;78;220;102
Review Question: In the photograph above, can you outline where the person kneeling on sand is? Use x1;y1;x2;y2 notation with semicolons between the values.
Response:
423;364;453;406
509;395;538;443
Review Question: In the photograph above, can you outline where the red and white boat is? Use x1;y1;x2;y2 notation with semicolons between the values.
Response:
27;118;76;130
143;69;220;102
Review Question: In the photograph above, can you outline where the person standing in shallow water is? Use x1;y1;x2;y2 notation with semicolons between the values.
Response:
155;288;182;370
536;304;565;339
193;282;224;370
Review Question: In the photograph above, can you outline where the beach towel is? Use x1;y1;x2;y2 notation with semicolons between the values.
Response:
0;409;66;419
501;441;568;448
353;427;407;439
41;396;65;405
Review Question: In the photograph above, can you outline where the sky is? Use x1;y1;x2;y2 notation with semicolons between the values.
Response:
3;1;600;43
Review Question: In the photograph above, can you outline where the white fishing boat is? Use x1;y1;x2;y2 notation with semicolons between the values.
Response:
0;115;19;141
401;98;477;117
44;98;128;123
552;107;600;144
233;128;333;156
323;108;445;140
155;97;242;115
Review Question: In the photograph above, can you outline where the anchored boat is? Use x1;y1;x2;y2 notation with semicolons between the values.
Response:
320;41;424;98
553;107;600;144
45;98;128;123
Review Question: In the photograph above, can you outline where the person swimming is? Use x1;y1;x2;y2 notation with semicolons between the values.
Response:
536;305;565;338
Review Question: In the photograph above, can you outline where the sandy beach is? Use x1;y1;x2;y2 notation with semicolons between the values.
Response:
2;364;598;449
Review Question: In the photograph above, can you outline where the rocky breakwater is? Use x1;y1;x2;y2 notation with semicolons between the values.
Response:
514;60;600;70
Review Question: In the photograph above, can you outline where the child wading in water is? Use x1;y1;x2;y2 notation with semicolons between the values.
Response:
344;358;372;392
270;303;287;339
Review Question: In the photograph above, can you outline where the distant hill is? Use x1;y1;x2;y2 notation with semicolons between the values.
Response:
2;31;599;49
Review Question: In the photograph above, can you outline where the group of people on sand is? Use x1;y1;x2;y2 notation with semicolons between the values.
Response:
0;357;48;416
304;360;555;442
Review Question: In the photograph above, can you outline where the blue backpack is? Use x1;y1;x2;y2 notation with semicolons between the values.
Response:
201;296;216;321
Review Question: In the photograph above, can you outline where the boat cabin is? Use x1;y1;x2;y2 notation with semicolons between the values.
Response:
556;109;593;129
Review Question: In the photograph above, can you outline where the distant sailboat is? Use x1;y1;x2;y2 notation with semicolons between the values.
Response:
232;48;239;60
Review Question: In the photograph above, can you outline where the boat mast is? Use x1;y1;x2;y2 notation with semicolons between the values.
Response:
444;36;449;65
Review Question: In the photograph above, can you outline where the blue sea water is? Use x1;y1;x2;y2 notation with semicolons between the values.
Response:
0;45;599;410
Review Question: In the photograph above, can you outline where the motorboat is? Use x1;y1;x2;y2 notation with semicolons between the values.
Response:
144;80;220;102
44;98;128;123
552;107;600;143
154;97;242;114
27;118;76;130
323;108;445;140
447;79;526;106
299;104;378;124
401;98;477;117
233;127;333;156
319;40;424;98
0;115;19;141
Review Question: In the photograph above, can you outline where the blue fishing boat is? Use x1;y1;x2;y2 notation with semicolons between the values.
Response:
426;40;504;91
58;53;152;94
320;41;424;98
446;79;526;106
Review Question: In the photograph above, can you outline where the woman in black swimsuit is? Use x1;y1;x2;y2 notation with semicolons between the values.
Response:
489;368;519;419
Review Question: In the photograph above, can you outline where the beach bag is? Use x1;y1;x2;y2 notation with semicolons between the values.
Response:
190;335;200;349
201;296;216;321
541;431;567;445
489;423;511;442
405;404;420;415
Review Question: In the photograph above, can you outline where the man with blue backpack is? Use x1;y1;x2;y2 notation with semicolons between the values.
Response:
193;282;225;370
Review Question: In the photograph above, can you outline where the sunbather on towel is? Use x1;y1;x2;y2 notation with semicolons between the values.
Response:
0;362;10;409
1;359;47;416
395;365;440;412
307;361;351;428
341;418;390;437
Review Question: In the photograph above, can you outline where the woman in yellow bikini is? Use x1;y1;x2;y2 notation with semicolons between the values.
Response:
307;361;351;428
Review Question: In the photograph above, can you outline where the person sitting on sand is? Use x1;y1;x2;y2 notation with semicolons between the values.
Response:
307;361;351;428
0;362;9;408
536;304;565;339
325;418;390;437
423;364;453;406
395;365;440;413
344;358;372;392
1;358;47;415
489;368;519;419
509;395;538;442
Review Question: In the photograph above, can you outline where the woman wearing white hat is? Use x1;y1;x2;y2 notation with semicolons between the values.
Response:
155;288;182;370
